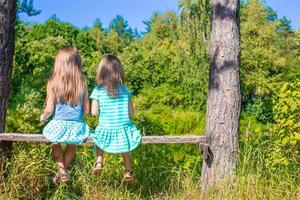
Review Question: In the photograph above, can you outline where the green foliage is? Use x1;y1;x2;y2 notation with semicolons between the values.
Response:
109;15;135;41
3;0;300;199
244;96;274;122
135;104;205;135
74;30;97;56
135;85;187;109
17;0;41;16
121;13;209;109
241;0;285;101
6;89;43;133
267;82;300;169
105;29;126;54
279;28;300;80
179;0;210;53
239;0;300;124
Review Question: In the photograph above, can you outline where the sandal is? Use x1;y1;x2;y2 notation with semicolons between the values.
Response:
124;170;134;183
52;172;61;186
60;171;69;182
52;167;69;186
92;161;103;176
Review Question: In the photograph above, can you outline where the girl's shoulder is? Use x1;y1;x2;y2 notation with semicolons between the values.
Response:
90;85;106;99
91;84;131;99
119;84;128;91
119;84;132;97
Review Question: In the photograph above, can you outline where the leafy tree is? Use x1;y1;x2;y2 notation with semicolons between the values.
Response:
179;0;210;52
75;30;97;56
278;16;292;35
17;0;41;16
279;28;300;81
93;18;105;32
109;15;135;41
142;12;160;34
147;12;178;41
266;6;278;22
105;29;126;54
240;0;286;121
90;19;106;53
266;7;292;36
267;82;300;169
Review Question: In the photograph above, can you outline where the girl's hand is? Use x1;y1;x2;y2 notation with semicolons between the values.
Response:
40;113;48;123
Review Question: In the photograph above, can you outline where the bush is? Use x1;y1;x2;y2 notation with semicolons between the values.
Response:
266;82;300;169
134;104;205;135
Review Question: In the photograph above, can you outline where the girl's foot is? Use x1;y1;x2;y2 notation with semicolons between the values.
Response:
92;161;103;176
124;170;134;183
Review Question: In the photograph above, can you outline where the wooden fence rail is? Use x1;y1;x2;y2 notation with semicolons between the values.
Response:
0;133;208;144
0;133;211;159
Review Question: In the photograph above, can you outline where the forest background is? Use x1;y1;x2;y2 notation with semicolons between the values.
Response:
1;0;299;199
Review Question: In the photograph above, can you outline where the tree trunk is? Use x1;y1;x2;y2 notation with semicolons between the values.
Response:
0;0;17;166
200;0;241;191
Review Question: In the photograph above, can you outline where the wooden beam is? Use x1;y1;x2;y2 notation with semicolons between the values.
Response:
0;133;207;144
142;135;207;144
0;133;48;142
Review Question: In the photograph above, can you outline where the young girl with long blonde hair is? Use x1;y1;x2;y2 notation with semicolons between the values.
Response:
90;54;142;182
40;46;90;185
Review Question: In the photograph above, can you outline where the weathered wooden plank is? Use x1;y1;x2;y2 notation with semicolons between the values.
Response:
0;133;207;144
142;136;207;144
0;134;48;142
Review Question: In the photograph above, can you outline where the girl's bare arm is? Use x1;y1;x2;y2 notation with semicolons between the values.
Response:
40;88;55;122
83;87;90;116
129;100;134;119
91;100;99;116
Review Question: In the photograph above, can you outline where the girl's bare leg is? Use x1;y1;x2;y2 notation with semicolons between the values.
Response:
122;153;134;182
121;153;132;171
64;144;75;169
92;147;104;176
51;144;68;183
52;144;65;172
96;147;104;163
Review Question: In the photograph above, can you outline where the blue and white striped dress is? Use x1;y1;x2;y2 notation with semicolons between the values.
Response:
90;84;142;153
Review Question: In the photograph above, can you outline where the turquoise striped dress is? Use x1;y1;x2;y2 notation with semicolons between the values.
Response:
90;84;142;153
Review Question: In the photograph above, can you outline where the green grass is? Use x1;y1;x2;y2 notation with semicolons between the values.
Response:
0;139;299;200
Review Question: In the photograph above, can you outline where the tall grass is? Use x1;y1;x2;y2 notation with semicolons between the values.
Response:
0;137;299;200
0;113;299;199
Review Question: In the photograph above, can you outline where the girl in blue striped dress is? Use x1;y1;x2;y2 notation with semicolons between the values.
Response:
90;54;142;182
40;46;90;185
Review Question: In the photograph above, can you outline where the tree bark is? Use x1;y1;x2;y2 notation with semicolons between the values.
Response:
0;0;17;164
200;0;241;191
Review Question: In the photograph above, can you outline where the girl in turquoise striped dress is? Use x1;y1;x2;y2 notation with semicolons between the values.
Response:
90;54;142;182
40;46;90;185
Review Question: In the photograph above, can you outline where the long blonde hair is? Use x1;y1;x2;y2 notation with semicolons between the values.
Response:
47;46;86;105
96;54;124;97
